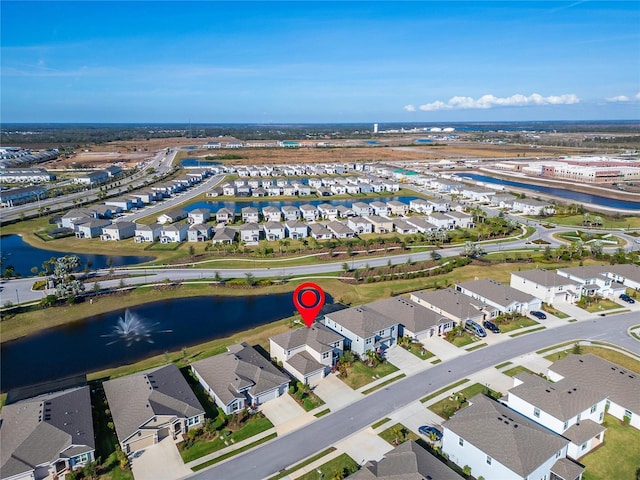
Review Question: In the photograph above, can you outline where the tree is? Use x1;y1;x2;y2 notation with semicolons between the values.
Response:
463;241;484;259
342;262;350;274
245;272;256;286
590;240;604;258
52;255;85;299
82;461;98;480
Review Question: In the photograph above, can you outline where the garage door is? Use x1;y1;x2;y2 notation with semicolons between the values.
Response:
127;433;156;454
158;426;170;440
306;370;325;387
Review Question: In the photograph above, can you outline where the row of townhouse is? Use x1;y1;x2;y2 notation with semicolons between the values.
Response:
0;167;56;183
72;165;122;186
509;264;637;306
441;351;639;480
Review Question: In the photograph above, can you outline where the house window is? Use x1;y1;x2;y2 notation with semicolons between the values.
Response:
599;412;604;422
366;338;372;344
322;351;330;359
458;438;464;447
486;455;492;465
581;442;587;451
563;421;568;430
556;450;562;459
624;410;633;421
591;404;597;414
186;416;200;427
72;452;91;465
534;407;540;418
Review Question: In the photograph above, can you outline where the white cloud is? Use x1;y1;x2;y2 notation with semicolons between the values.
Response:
606;95;630;102
413;93;580;111
403;104;416;112
636;92;640;100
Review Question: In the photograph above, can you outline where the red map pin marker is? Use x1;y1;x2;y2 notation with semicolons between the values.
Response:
293;282;326;328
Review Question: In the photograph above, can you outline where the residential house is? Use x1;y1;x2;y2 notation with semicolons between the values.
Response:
134;223;163;243
157;209;188;224
370;201;390;216
509;269;581;306
73;170;109;186
548;354;640;430
262;206;282;222
309;223;333;240
131;190;159;204
512;198;556;216
308;178;323;189
263;221;286;241
427;212;454;230
347;217;373;235
212;227;237;245
405;216;438;233
100;221;136;241
345;184;361;195
455;278;541;315
352;202;373;217
317;203;339;220
326;221;355;239
188;208;211;224
191;343;290;414
299;204;319;222
266;186;282;197
103;364;205;454
367;215;394;234
105;197;134;212
222;183;236;196
236;185;251;197
323;304;399;356
241;207;260;223
366;296;453;340
330;184;347;195
281;206;300;221
188;223;213;242
410;288;497;325
160;223;189;243
605;263;640;291
216;207;235;224
490;193;518;209
461;186;496;202
446;211;474;229
504;373;607;459
427;200;449;212
335;205;354;218
285;220;308;240
348;441;464;480
296;184;312;196
409;198;431;214
60;208;99;229
387;200;408;216
392;218;419;235
239;223;261;243
556;265;626;298
269;323;343;386
442;394;581;480
283;184;297;196
317;187;332;196
0;386;96;480
76;219;112;239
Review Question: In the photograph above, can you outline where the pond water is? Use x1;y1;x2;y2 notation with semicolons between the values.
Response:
184;195;420;212
0;235;154;277
461;174;640;210
0;292;331;391
181;157;222;167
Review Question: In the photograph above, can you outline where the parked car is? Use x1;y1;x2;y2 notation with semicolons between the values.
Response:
418;425;443;441
530;310;547;320
619;293;635;304
483;320;501;333
464;319;487;338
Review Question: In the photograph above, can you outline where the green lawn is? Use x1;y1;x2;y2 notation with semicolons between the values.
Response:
544;346;640;373
378;423;420;445
420;379;470;404
267;448;336;480
403;342;435;360
495;316;539;333
578;298;623;313
447;331;477;348
179;415;274;463
502;365;536;377
296;453;360;480
581;415;640;480
428;383;502;420
339;360;399;390
290;391;325;412
541;303;570;319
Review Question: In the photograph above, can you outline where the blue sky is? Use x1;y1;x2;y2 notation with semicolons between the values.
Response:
2;1;639;123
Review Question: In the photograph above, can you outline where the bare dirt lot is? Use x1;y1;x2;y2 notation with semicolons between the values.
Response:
43;135;598;169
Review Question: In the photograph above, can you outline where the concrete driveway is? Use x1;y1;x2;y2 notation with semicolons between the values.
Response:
335;427;393;465
314;374;363;412
260;394;314;435
130;437;190;480
385;345;426;376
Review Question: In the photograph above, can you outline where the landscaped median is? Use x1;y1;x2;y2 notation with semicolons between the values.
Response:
336;351;400;390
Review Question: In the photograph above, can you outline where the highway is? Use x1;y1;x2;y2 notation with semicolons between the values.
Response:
185;311;640;479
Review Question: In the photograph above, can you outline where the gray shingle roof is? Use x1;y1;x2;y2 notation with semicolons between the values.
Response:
443;394;568;478
191;344;289;406
562;419;606;445
348;440;463;479
411;288;496;321
0;386;95;479
324;304;398;339
509;373;605;421
512;269;580;288
549;354;640;413
366;297;446;335
456;278;538;308
550;457;585;480
270;323;342;354
103;364;204;443
287;351;326;376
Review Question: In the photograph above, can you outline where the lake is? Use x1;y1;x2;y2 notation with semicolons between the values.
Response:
0;292;332;391
461;173;640;210
0;235;154;277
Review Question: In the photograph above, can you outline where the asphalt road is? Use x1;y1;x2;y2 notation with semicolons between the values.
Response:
186;311;640;479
